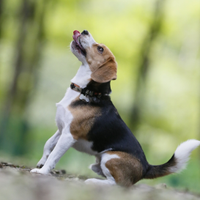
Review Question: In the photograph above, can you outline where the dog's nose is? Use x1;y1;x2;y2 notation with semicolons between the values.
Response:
81;30;89;35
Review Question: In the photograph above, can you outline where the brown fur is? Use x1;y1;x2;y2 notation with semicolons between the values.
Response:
105;151;143;187
68;97;101;140
86;44;117;83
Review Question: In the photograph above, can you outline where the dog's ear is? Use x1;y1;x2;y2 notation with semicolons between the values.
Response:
91;59;117;83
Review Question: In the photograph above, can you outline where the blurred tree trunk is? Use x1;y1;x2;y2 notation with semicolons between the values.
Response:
0;0;3;39
0;0;46;155
129;0;165;133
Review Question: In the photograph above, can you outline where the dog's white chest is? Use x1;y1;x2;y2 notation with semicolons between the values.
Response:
56;88;79;108
56;88;98;155
55;88;79;130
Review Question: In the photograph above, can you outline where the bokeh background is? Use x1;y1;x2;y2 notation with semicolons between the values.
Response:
0;0;200;193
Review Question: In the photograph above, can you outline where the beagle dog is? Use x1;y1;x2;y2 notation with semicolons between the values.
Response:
31;30;200;186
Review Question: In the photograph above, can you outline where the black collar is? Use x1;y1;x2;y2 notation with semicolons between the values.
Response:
70;82;111;103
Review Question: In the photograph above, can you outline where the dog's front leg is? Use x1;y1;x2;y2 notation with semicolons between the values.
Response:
36;130;61;168
31;129;76;175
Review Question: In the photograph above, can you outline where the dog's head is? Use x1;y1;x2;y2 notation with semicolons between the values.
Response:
70;30;117;83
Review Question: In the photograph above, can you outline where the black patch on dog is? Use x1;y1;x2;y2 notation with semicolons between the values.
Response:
87;100;149;174
85;80;112;95
144;154;177;179
71;80;149;175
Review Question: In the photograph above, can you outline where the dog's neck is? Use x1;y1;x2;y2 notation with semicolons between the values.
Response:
70;63;112;103
70;80;111;103
85;80;111;95
71;63;92;88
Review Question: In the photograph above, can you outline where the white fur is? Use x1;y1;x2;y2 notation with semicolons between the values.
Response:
31;31;101;175
31;133;76;174
79;94;90;102
35;130;61;168
85;153;120;185
31;89;78;173
70;32;96;65
73;139;97;155
79;33;96;49
169;139;200;173
70;64;92;88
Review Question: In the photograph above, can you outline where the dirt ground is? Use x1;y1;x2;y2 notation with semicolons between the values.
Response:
0;161;199;200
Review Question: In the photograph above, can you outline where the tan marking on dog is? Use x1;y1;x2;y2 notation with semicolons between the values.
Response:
86;44;117;83
105;151;143;187
68;97;101;140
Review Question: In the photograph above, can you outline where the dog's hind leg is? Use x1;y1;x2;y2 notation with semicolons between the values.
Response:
89;156;105;177
85;153;119;186
36;130;61;168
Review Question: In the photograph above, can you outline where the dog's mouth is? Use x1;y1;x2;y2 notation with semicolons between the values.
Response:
73;30;86;56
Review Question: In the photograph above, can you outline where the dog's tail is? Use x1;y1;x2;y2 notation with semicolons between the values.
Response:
144;139;200;179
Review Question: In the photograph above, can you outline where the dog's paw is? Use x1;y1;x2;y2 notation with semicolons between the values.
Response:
85;178;105;185
89;164;105;177
36;157;47;168
85;178;96;185
30;168;50;175
36;163;44;169
85;178;116;186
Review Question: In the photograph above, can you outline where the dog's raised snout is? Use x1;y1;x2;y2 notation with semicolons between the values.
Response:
82;30;89;35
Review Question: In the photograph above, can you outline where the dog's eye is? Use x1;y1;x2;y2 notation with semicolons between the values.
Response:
97;46;104;53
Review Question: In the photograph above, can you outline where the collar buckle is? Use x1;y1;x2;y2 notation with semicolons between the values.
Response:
70;83;82;93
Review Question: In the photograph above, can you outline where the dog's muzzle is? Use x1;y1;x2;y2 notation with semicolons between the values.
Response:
72;30;86;56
